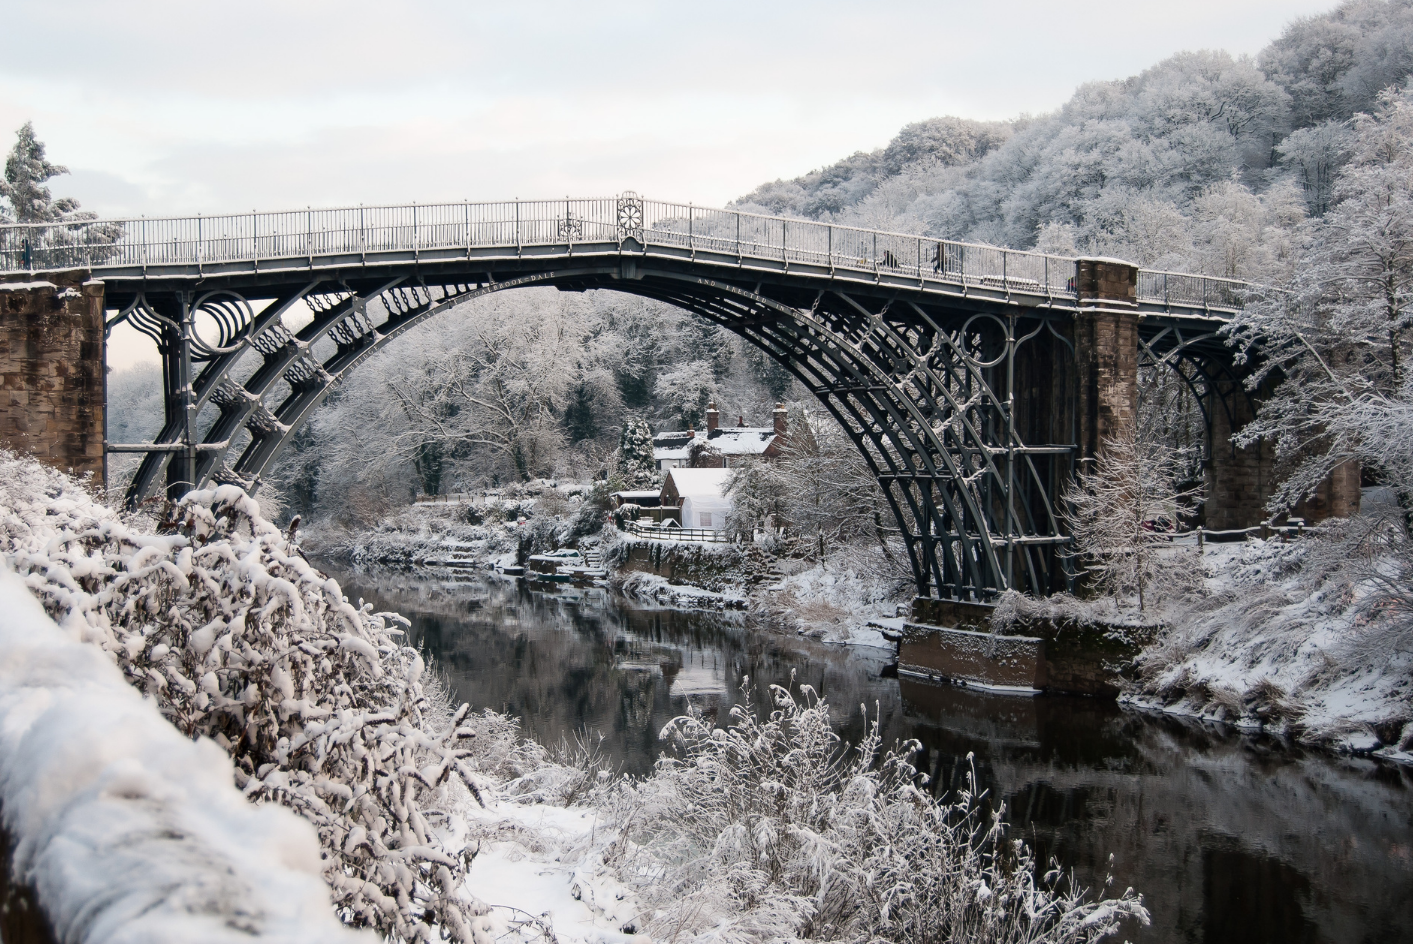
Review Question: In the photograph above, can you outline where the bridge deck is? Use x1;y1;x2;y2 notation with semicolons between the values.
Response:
0;194;1246;323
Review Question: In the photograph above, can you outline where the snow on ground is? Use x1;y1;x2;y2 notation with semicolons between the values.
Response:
1126;530;1413;762
311;502;518;567
308;481;598;568
444;794;641;944
0;564;365;944
758;545;910;649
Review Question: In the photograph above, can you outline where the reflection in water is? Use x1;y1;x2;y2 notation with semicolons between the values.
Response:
326;565;1413;944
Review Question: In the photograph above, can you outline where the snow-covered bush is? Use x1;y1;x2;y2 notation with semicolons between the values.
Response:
1130;517;1413;749
0;451;494;943
0;565;367;944
602;683;1148;943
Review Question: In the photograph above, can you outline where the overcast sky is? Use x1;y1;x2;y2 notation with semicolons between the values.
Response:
2;0;1335;220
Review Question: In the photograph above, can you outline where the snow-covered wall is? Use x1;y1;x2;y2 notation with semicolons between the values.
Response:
0;565;368;944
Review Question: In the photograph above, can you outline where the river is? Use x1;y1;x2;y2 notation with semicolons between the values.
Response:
324;564;1413;944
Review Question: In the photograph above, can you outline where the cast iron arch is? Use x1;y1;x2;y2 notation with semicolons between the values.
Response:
112;266;1079;599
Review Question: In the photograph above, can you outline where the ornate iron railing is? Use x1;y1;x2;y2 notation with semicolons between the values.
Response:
0;194;1246;313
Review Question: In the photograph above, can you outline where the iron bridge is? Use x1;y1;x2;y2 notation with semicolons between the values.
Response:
0;193;1251;599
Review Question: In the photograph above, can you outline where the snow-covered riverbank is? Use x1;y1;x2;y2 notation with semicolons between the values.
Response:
1123;530;1413;765
309;495;910;651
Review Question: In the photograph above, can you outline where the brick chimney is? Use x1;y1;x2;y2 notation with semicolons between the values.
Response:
706;402;719;432
773;403;787;437
738;415;745;427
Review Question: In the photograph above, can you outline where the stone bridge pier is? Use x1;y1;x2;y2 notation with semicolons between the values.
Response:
1073;258;1141;465
1066;258;1356;530
0;271;106;489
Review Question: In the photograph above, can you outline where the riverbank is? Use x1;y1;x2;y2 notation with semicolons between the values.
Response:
1121;532;1413;766
307;493;910;650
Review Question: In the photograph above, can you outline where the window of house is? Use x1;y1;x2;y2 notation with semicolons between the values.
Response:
699;512;713;527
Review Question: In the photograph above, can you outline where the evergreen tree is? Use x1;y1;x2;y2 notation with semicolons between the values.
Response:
615;418;658;488
1063;427;1202;612
1;122;88;223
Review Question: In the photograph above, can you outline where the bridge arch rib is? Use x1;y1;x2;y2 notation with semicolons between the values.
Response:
112;264;1080;600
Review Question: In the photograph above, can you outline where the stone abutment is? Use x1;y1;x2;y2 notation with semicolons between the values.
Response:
0;271;106;489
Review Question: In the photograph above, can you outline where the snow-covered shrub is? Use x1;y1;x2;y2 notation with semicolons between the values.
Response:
0;566;367;944
989;589;1154;632
1128;522;1413;747
603;683;1148;943
0;451;494;943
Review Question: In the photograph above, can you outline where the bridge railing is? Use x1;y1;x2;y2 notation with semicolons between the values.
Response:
0;196;1244;314
0;197;1080;294
638;199;1079;297
1136;268;1247;313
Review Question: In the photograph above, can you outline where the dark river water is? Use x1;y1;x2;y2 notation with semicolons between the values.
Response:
323;564;1413;944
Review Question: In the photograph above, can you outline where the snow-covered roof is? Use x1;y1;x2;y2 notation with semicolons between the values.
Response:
703;427;777;455
652;427;778;460
664;467;732;500
611;490;661;500
652;431;695;462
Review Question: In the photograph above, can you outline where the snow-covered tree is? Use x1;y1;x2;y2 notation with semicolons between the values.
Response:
652;359;720;431
1259;0;1413;128
1229;86;1413;510
1279;119;1355;215
726;408;900;560
1188;179;1307;281
0;122;90;223
1063;428;1202;611
613;417;658;488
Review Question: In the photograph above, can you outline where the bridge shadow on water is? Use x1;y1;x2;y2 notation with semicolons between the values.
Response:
322;563;1412;944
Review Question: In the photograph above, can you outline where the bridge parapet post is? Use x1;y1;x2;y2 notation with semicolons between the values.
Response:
0;271;105;489
1073;258;1140;463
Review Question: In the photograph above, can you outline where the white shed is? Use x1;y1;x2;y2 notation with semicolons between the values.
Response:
662;468;733;530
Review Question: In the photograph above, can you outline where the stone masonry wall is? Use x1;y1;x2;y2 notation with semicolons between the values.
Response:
0;271;105;488
1073;260;1141;463
1292;458;1361;522
1204;374;1275;531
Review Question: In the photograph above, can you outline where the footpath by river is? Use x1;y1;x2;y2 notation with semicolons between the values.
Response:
322;563;1413;944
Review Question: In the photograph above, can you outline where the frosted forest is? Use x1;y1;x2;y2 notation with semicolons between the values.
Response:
3;1;1413;942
